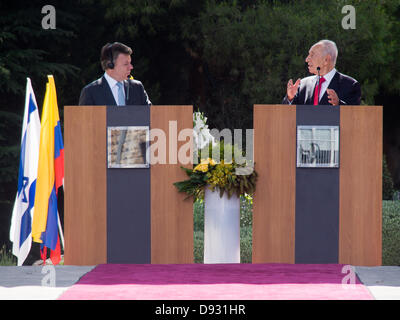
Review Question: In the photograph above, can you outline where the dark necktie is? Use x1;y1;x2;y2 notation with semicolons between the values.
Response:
313;77;326;105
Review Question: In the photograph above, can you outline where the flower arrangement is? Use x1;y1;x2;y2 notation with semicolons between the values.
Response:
193;111;216;150
174;132;258;201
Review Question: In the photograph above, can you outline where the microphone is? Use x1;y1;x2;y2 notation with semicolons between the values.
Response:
316;67;321;105
126;74;133;102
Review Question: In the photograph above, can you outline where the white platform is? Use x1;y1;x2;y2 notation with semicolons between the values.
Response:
204;187;240;264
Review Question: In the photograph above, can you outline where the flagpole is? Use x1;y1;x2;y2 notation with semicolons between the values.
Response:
10;78;41;266
57;182;65;251
57;210;65;250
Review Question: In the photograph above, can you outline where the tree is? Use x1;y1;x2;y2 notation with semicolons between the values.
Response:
180;0;394;131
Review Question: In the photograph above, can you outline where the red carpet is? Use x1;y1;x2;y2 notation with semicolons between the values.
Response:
58;263;373;300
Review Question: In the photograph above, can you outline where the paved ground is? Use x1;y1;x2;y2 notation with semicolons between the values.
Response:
0;265;95;300
0;265;399;300
355;266;400;300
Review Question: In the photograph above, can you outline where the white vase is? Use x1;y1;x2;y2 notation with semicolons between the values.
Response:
204;187;240;264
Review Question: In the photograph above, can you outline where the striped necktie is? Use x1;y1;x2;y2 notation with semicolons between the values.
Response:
116;82;125;106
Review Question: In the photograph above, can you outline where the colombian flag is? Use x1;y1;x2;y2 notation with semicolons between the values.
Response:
31;75;64;265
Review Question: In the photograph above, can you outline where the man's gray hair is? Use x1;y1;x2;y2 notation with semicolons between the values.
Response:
316;39;338;66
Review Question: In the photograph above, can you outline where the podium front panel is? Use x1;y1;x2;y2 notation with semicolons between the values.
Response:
253;105;296;263
64;105;193;265
64;106;107;265
339;106;382;265
106;106;151;263
150;105;194;264
295;105;340;263
253;104;382;266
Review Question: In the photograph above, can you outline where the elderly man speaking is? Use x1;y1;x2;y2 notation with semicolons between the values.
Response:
282;40;361;106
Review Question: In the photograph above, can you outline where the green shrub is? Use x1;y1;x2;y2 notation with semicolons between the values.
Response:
193;199;204;233
0;200;13;251
240;195;253;228
240;226;252;263
383;155;395;200
0;244;16;266
193;230;204;264
382;200;400;265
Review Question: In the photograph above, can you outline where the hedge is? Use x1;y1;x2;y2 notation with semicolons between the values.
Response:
194;199;400;265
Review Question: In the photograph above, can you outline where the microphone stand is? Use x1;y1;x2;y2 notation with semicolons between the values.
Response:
126;75;133;103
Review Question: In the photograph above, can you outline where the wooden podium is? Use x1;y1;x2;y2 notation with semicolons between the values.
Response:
253;105;382;266
63;105;193;265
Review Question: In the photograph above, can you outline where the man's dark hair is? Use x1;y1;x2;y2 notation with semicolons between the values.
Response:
100;42;133;71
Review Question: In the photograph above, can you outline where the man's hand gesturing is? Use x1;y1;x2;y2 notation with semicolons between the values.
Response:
287;78;301;101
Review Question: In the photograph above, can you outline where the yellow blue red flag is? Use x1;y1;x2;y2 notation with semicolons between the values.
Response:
31;75;64;264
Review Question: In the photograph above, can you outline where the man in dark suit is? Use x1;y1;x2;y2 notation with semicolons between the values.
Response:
283;40;361;106
79;42;151;106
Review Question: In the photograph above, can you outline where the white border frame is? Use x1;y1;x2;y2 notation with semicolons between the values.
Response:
107;126;150;168
296;125;340;168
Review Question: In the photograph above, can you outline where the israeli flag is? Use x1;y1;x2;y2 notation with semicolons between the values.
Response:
9;78;41;266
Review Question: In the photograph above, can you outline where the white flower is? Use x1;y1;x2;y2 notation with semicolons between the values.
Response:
193;111;215;150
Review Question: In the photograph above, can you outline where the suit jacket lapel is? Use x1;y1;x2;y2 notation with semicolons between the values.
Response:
100;76;118;105
320;71;339;105
124;80;130;105
306;76;318;105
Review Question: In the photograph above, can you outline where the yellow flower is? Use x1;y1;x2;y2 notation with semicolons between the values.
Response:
194;163;209;172
194;158;217;172
200;158;216;166
207;158;216;166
